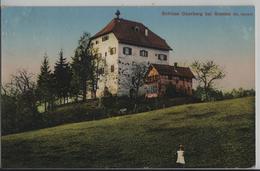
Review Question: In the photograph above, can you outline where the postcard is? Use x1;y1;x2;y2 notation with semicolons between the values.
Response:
1;2;257;169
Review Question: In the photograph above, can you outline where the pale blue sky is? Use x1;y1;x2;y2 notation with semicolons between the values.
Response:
1;6;255;90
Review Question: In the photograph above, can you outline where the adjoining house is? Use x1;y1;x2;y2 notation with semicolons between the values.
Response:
145;63;195;98
89;10;172;97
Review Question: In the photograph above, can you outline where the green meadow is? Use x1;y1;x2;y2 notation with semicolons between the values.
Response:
2;97;255;168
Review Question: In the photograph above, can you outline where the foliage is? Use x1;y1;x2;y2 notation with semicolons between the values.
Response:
71;32;91;102
37;54;55;111
164;82;188;98
193;86;255;102
1;69;41;135
54;49;72;104
88;47;106;99
191;60;225;101
120;62;149;98
224;88;255;99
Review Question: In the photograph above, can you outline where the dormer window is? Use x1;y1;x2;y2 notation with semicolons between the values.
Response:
158;54;167;61
140;50;148;57
123;47;132;55
102;35;109;42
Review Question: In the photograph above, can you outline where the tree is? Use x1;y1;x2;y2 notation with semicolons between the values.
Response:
37;54;55;111
71;32;93;102
191;60;225;101
165;82;177;98
1;69;40;134
120;62;149;99
54;49;72;104
71;50;83;102
88;48;105;99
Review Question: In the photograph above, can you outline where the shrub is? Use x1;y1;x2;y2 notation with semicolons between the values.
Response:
165;83;177;98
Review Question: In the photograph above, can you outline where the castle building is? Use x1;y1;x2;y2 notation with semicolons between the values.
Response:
89;10;174;97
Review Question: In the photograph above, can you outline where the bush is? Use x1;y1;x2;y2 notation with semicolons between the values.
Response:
165;83;177;98
193;86;255;102
1;94;42;135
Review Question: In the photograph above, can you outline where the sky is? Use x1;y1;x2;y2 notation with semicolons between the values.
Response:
1;6;255;91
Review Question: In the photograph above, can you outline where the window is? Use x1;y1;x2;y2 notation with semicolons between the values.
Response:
96;40;99;44
98;68;104;75
134;26;140;32
158;54;167;61
105;52;107;57
148;85;158;94
140;50;148;57
102;35;109;42
123;47;132;55
90;42;94;47
110;47;116;55
111;65;114;73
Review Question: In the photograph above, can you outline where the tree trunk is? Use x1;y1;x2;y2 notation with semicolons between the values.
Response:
92;89;97;99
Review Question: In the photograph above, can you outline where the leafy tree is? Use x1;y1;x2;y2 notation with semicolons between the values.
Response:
1;69;40;134
191;60;225;101
71;32;94;102
71;50;83;102
1;90;19;134
120;62;149;99
72;32;107;101
226;88;255;99
193;86;224;101
54;49;72;104
165;83;177;98
37;54;55;111
88;48;105;99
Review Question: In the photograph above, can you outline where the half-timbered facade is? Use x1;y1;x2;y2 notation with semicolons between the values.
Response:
145;63;195;98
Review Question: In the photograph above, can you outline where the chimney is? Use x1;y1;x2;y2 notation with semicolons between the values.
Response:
174;62;178;68
145;29;148;36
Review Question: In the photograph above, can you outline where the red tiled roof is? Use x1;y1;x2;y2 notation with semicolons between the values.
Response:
91;18;172;51
151;64;195;78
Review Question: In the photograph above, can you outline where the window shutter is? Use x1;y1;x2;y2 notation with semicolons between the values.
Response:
111;65;114;72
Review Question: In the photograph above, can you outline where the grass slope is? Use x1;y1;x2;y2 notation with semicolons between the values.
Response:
2;97;255;168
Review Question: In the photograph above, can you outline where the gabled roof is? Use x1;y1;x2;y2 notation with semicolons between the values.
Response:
91;18;172;51
150;64;195;79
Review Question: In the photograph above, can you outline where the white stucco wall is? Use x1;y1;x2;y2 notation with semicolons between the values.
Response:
117;43;170;96
90;34;171;97
90;33;119;98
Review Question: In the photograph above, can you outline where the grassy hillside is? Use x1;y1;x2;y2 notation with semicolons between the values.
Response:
2;97;255;168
